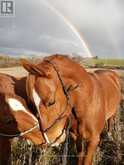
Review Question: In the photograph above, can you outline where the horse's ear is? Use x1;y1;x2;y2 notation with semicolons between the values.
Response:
20;59;34;73
20;59;50;77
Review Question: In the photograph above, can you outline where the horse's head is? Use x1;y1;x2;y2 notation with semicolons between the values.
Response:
21;59;71;146
0;93;45;145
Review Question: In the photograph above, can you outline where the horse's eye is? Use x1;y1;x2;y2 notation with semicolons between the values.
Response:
47;100;55;107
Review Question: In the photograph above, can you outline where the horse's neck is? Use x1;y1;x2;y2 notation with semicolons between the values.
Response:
51;58;93;100
53;59;90;84
14;77;27;100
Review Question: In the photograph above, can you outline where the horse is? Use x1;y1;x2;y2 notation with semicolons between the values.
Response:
21;54;121;165
21;60;71;147
0;73;45;164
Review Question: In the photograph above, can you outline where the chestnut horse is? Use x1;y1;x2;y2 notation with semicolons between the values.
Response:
21;55;121;165
0;73;45;164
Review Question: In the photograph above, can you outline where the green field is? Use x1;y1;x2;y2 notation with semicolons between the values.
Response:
91;58;124;67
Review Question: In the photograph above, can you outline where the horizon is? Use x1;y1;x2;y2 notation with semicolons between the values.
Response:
0;51;124;60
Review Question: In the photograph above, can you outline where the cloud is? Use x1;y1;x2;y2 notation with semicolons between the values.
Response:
0;0;123;58
48;0;123;29
0;0;92;57
47;0;124;58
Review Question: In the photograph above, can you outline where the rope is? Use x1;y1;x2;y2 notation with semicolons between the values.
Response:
45;60;77;163
0;122;39;137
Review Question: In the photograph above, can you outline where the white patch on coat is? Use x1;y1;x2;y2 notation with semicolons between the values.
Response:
7;98;38;122
51;129;66;147
32;88;41;110
32;89;50;143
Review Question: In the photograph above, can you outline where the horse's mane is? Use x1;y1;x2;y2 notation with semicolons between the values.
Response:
44;54;83;68
43;54;89;82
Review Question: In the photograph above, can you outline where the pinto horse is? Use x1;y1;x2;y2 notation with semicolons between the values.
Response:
21;55;121;165
0;73;45;164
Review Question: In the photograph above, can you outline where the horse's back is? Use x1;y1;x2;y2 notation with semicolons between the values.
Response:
93;70;121;119
95;70;120;88
0;73;15;94
0;73;27;100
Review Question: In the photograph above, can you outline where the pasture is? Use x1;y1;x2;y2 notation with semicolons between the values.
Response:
0;56;124;165
91;58;124;68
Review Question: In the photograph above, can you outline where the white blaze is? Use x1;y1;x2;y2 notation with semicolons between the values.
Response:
7;98;38;122
32;88;50;144
32;89;41;110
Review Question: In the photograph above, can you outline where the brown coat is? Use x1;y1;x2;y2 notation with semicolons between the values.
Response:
22;55;121;165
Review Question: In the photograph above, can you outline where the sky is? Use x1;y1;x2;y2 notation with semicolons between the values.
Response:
48;0;124;58
0;0;124;58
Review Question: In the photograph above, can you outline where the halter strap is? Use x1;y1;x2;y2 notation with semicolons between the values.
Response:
45;60;70;100
38;60;75;146
0;122;39;137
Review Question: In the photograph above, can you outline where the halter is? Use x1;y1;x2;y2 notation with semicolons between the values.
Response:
0;122;39;138
45;60;72;104
35;60;78;146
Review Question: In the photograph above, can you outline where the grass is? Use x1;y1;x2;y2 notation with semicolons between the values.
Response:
0;55;42;68
91;58;124;67
73;56;124;68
